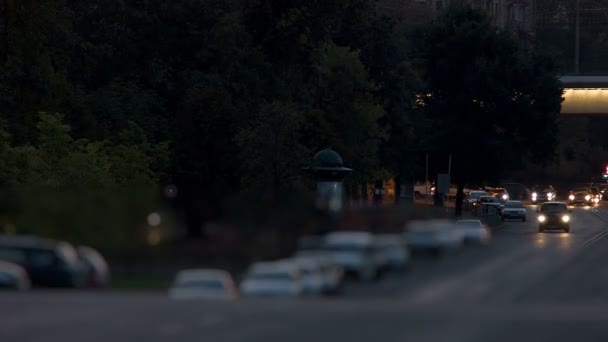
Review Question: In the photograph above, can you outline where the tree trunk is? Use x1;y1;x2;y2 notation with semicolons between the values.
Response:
455;182;465;218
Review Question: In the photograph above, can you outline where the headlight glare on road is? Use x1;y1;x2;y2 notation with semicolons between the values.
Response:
569;195;575;201
562;215;570;223
538;215;546;223
585;195;591;201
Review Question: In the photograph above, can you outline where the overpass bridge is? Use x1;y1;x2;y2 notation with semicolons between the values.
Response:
561;76;608;116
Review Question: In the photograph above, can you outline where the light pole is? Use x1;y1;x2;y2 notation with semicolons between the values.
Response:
575;0;580;74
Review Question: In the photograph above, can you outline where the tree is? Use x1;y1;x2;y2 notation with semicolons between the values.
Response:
415;5;563;216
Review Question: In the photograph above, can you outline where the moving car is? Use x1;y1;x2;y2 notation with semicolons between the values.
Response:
568;188;594;206
590;187;602;204
77;245;111;288
486;187;509;203
530;185;556;203
537;202;571;233
465;190;490;211
324;232;378;281
476;196;502;215
169;269;238;300
240;261;303;297
0;260;31;291
455;220;491;245
501;201;527;222
0;235;87;288
373;234;410;270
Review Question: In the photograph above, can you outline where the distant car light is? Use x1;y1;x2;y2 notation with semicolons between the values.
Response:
585;195;591;201
562;215;570;223
569;195;575;201
502;194;508;200
538;215;546;223
532;192;538;197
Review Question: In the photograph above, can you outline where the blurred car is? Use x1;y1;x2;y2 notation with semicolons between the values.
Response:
465;190;489;210
0;260;31;291
324;232;378;281
294;251;344;294
530;185;556;203
77;246;111;288
589;187;602;203
0;235;87;288
404;220;464;255
373;234;410;270
477;196;502;214
169;269;238;300
568;188;594;206
537;202;571;233
286;257;325;295
600;185;608;200
240;261;303;297
455;220;491;245
296;236;325;252
486;187;510;203
501;201;527;222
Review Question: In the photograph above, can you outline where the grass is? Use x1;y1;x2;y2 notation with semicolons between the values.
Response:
111;276;171;291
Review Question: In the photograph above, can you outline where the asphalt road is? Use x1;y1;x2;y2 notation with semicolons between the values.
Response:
4;204;608;342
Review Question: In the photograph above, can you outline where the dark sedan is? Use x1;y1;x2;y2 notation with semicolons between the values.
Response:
537;202;571;233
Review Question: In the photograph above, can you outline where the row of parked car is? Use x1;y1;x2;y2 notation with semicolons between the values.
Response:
0;235;111;290
168;219;491;300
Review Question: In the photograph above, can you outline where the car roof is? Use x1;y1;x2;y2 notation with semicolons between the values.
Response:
249;261;299;274
0;235;59;249
325;232;374;244
175;269;232;282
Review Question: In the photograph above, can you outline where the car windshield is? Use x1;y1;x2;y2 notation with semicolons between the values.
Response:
174;279;224;289
470;192;488;199
540;203;568;213
573;188;589;193
505;202;524;208
249;272;294;281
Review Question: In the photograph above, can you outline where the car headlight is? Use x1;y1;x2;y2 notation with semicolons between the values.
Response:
562;215;570;223
569;195;575;201
532;192;538;197
538;215;546;222
585;195;591;201
502;194;508;200
547;192;554;198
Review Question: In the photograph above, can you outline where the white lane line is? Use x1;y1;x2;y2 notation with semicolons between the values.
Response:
582;208;608;248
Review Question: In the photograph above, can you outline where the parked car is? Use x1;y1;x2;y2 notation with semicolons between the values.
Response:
404;220;464;255
294;251;344;294
324;232;378;281
169;269;238;300
0;235;87;288
240;261;303;297
77;246;111;288
373;234;410;270
455;220;491;245
537;202;571;233
501;201;527;222
0;260;30;291
286;257;325;295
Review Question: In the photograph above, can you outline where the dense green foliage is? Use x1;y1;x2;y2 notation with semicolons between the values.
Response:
0;1;564;240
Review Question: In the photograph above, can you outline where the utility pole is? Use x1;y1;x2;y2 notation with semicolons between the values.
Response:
575;0;580;74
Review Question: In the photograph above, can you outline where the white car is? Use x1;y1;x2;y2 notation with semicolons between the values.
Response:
404;220;465;255
285;257;325;295
294;251;344;294
169;269;238;300
0;260;30;291
455;220;491;245
324;232;378;281
240;261;303;297
501;201;527;222
373;234;410;270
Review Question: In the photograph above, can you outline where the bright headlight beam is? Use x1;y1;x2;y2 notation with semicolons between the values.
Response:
562;215;570;223
538;215;546;223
